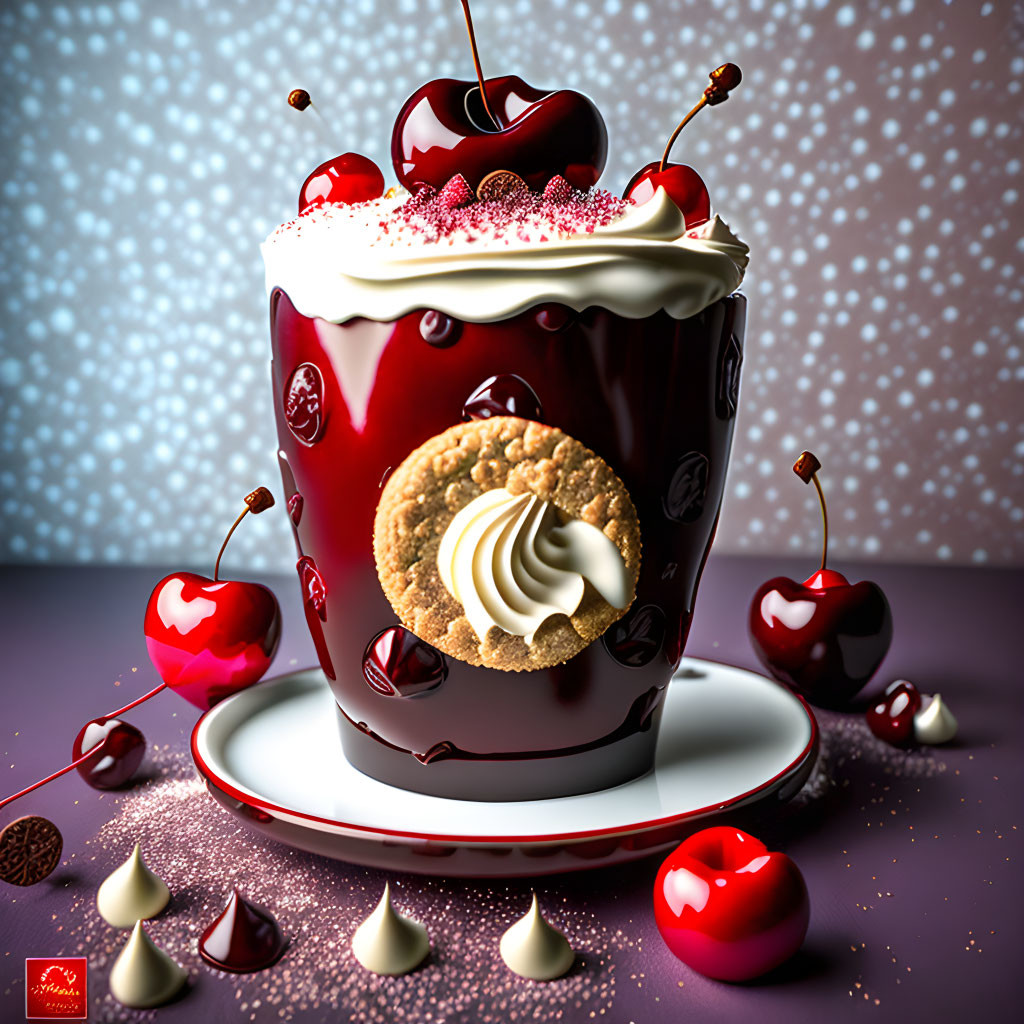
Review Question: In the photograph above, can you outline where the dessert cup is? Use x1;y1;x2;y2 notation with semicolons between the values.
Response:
269;291;745;800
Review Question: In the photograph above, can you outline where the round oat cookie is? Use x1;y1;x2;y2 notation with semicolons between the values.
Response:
373;416;641;671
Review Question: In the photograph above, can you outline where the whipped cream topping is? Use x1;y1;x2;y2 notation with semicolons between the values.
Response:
499;894;575;981
437;488;632;644
97;844;170;929
351;884;430;976
914;693;958;744
109;921;187;1008
262;187;747;323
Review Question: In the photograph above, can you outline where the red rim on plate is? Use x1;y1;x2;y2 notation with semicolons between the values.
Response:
190;659;818;848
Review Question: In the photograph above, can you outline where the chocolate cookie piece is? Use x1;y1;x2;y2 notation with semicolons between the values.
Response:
374;417;641;671
0;815;63;886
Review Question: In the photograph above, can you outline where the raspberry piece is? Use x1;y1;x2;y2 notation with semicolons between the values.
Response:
542;175;573;203
437;174;475;211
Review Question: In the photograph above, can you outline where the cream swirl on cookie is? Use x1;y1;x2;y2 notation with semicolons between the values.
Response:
437;488;632;645
262;186;747;323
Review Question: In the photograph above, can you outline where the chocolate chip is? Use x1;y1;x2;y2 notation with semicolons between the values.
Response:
0;815;63;886
287;89;311;111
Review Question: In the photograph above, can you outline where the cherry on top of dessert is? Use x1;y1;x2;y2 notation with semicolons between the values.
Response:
390;2;607;193
299;153;385;214
624;63;742;228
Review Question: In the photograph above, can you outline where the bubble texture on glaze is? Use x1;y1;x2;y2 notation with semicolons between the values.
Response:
0;0;1020;569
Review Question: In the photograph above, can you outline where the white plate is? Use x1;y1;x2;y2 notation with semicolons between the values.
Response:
191;658;817;877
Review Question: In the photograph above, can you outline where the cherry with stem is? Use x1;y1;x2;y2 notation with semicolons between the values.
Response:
1;487;280;814
623;63;742;226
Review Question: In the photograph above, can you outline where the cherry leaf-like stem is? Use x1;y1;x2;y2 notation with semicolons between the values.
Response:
793;451;829;572
659;96;708;173
460;0;498;130
214;507;250;582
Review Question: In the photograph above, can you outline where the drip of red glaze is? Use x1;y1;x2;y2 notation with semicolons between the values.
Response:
462;373;543;422
363;626;448;698
200;889;287;973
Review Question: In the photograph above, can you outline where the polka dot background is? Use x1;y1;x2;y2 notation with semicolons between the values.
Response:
0;0;1020;570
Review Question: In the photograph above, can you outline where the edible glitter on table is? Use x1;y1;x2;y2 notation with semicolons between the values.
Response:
61;747;634;1022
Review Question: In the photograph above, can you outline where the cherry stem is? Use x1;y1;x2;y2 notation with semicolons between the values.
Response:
0;681;167;813
459;0;498;130
214;507;249;582
810;473;829;572
659;96;707;173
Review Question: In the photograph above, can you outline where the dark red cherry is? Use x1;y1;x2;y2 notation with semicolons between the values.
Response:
284;363;325;445
287;493;303;526
867;680;922;746
391;75;607;194
419;310;461;347
463;374;543;422
362;626;448;697
299;153;384;213
624;161;711;228
72;717;145;790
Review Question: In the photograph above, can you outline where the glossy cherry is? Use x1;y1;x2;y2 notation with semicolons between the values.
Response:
145;488;282;710
362;626;448;698
462;373;543;422
299;153;384;214
391;3;605;192
866;679;922;746
748;452;893;709
624;63;741;227
654;827;809;981
624;162;710;226
200;889;287;973
71;718;145;790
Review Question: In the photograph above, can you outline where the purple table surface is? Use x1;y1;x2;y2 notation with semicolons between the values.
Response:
1;557;1022;1023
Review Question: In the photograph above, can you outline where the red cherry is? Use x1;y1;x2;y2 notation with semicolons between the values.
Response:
391;75;607;193
145;572;282;710
144;487;282;710
748;453;892;708
362;626;448;697
71;718;145;790
866;680;922;746
654;827;809;981
462;373;543;422
624;161;711;228
298;153;384;214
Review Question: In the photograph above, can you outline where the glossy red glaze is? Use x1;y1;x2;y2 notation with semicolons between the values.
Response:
748;572;892;709
867;679;922;745
391;75;608;193
624;161;711;228
298;153;384;213
270;289;745;798
144;572;282;711
199;889;286;973
654;826;809;981
462;372;543;422
362;626;448;698
71;717;145;790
